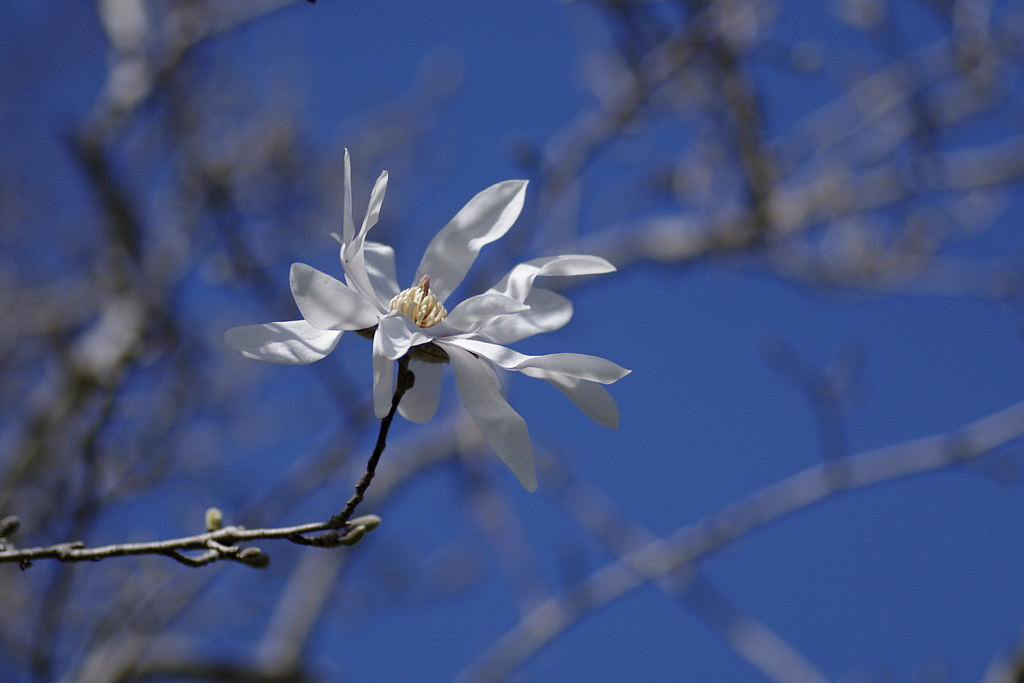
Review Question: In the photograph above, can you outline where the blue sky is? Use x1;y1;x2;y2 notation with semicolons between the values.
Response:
3;1;1024;682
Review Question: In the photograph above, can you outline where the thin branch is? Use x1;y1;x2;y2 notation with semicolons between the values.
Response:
0;357;417;569
329;355;413;529
0;518;365;569
455;398;1024;683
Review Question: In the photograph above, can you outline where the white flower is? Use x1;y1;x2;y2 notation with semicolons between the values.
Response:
225;151;629;491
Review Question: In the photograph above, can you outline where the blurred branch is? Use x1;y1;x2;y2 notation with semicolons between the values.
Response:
764;340;866;462
544;454;832;683
463;465;552;616
456;398;1024;683
980;621;1024;683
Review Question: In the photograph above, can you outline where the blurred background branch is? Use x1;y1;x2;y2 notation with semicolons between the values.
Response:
2;0;1023;682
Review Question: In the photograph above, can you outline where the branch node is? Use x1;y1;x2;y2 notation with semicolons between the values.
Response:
206;540;235;554
205;507;224;532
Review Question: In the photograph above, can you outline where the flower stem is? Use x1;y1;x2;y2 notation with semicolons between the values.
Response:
329;356;413;529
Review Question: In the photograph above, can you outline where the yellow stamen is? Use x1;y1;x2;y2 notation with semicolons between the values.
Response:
389;275;448;328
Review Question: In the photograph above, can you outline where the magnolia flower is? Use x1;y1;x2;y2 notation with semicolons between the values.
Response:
226;152;629;491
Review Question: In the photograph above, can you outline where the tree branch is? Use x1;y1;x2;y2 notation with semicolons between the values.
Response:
455;398;1024;683
0;357;417;569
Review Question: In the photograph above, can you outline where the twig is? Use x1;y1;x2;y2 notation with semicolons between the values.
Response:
0;518;370;569
328;355;413;529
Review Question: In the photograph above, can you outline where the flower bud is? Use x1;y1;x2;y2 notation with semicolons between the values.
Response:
238;547;270;568
339;525;366;546
348;515;381;531
205;507;223;532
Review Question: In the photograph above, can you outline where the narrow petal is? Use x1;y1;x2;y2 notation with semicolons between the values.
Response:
476;288;573;345
341;170;390;308
443;293;529;332
360;171;388;236
398;359;443;423
372;329;395;419
519;367;620;428
290;263;380;330
449;339;630;384
224;320;342;365
363;241;401;302
414;180;528;304
447;344;537;492
342;149;355;245
488;255;616;303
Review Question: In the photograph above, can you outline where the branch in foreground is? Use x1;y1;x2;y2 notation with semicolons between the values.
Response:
0;358;415;569
455;399;1024;683
0;515;382;570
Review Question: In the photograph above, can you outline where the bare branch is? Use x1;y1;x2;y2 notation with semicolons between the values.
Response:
0;357;416;568
0;517;380;569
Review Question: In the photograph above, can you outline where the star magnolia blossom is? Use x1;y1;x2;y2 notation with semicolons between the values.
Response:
225;152;629;491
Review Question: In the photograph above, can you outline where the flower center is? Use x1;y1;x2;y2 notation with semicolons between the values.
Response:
389;275;447;328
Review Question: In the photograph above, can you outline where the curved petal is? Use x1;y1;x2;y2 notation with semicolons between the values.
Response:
224;320;342;365
443;293;529;332
360;171;388;236
363;241;401;302
447;344;536;491
377;312;431;360
414;179;528;304
476;288;573;345
372;329;395;419
487;255;616;302
290;263;380;330
398;359;443;423
450;339;630;384
518;367;620;428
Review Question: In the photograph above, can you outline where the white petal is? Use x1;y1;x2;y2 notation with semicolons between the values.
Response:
414;180;528;304
450;339;630;384
398;359;443;423
443;293;529;332
224;320;342;365
360;171;388;236
447;344;536;491
376;313;429;360
519;367;620;428
488;255;616;303
341;170;390;307
476;288;573;345
363;241;401;301
290;263;380;330
372;329;395;419
342;149;355;245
